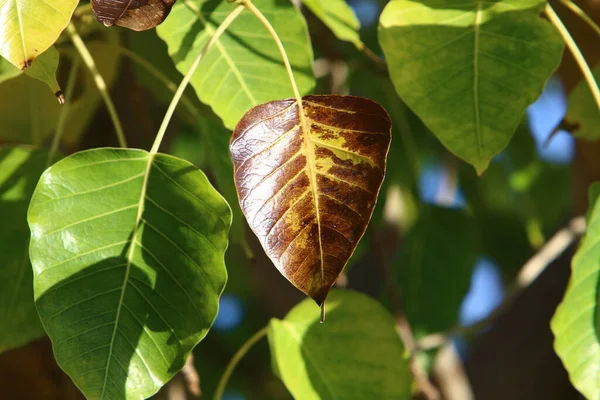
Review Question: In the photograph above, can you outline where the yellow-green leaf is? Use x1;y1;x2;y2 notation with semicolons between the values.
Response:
302;0;362;48
24;46;63;103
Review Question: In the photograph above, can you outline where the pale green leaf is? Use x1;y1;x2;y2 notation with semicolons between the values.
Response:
28;149;231;399
268;290;412;399
24;45;62;101
378;0;564;173
157;0;315;129
567;66;600;141
551;183;600;400
0;0;79;69
302;0;362;48
0;146;48;353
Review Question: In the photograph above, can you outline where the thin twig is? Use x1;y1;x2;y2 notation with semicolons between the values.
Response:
417;216;586;351
559;0;600;37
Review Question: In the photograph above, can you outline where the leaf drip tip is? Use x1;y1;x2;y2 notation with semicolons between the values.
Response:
320;302;326;323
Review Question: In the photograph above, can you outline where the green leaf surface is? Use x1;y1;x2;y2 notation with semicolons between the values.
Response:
0;55;21;83
268;290;412;399
24;46;62;101
302;0;362;48
551;183;600;400
567;66;600;141
378;0;564;173
28;148;231;399
395;205;478;336
0;146;48;353
0;0;79;69
156;0;315;129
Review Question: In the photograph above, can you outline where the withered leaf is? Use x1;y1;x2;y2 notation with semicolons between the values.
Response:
231;95;391;306
91;0;177;31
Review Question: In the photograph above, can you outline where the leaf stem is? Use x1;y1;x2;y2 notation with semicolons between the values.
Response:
66;22;128;148
150;4;245;155
546;4;600;114
213;326;268;400
559;0;600;37
48;58;81;166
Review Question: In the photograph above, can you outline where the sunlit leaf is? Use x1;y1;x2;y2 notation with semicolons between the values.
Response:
28;149;231;399
23;46;63;103
268;290;412;399
92;0;177;31
378;0;564;173
566;66;600;141
0;0;78;69
0;146;48;353
302;0;362;48
231;95;391;305
156;0;315;129
551;183;600;400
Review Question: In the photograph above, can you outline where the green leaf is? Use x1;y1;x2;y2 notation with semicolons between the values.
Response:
0;0;79;69
0;146;48;353
28;148;231;399
24;46;63;102
156;0;315;129
567;66;600;141
551;183;600;400
302;0;362;48
0;55;21;83
268;290;413;399
395;205;478;336
378;0;564;174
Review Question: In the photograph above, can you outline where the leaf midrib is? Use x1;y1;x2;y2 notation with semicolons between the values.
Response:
473;0;483;165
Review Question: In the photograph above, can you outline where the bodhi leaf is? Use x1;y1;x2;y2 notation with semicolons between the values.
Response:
91;0;177;31
28;149;231;399
0;55;21;83
0;0;78;69
378;0;564;174
565;67;600;141
302;0;362;48
0;146;48;353
551;184;600;400
230;95;391;307
23;46;63;103
156;0;315;129
268;290;413;399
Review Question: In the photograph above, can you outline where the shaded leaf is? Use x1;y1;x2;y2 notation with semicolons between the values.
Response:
302;0;362;48
92;0;177;31
378;0;564;173
395;205;478;336
551;183;600;400
268;289;412;399
230;95;391;305
0;0;78;69
0;56;21;84
24;46;64;103
0;146;48;353
566;66;600;141
28;149;231;399
156;0;315;129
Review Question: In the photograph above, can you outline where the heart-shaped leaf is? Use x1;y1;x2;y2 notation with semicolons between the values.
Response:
230;95;391;305
268;289;413;399
0;0;78;69
378;0;564;173
92;0;177;31
0;146;48;353
156;0;315;129
28;148;231;399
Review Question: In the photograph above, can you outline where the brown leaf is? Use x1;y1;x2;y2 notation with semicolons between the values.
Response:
231;95;391;305
91;0;177;31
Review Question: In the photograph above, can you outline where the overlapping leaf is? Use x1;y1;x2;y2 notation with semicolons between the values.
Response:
92;0;177;31
0;146;48;353
28;149;231;399
551;184;600;400
302;0;362;48
156;0;315;129
230;95;391;305
378;0;564;173
23;46;63;102
566;67;600;141
0;0;78;69
268;290;413;399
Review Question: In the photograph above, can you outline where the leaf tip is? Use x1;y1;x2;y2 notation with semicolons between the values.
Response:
56;91;65;105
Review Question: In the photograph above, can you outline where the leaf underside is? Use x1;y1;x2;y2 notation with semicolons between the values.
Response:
91;0;177;31
231;95;391;305
28;149;230;399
